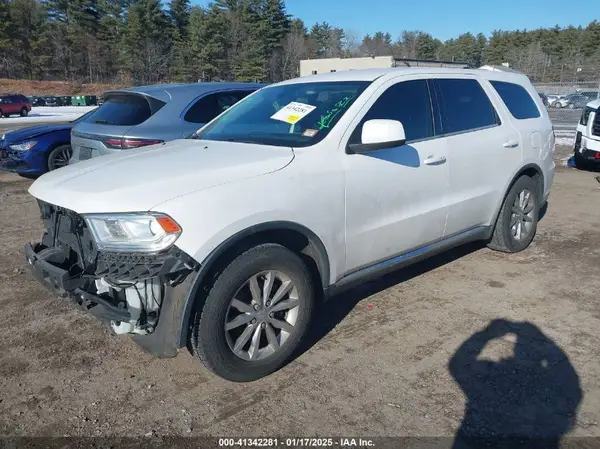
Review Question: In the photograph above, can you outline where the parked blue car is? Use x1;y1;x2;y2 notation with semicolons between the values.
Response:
0;110;95;176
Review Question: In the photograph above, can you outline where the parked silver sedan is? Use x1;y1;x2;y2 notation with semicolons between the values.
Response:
69;82;263;164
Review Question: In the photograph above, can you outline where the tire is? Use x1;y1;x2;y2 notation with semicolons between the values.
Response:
574;150;591;171
554;102;562;108
191;243;315;382
0;109;3;118
20;108;28;117
488;176;539;253
47;144;72;171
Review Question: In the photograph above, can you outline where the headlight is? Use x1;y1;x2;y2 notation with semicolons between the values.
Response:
9;141;37;152
84;213;182;253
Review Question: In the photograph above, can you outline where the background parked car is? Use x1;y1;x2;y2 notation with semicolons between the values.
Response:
0;109;96;176
545;94;563;106
70;82;263;164
43;96;63;107
60;95;72;106
554;92;598;109
0;94;32;117
31;96;46;107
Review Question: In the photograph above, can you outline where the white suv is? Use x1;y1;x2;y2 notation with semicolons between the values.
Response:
574;99;600;169
25;68;555;382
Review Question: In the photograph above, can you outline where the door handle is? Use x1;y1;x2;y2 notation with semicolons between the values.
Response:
503;140;519;148
424;155;447;165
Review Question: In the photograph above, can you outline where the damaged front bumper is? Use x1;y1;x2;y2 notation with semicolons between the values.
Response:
25;200;199;357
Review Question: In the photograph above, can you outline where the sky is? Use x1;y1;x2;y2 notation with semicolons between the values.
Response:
190;0;598;41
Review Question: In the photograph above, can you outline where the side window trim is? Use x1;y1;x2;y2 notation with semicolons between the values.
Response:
430;77;502;138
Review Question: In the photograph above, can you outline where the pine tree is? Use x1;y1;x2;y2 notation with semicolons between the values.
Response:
123;0;172;84
189;5;229;81
0;1;13;77
261;0;289;81
9;0;49;79
170;0;190;38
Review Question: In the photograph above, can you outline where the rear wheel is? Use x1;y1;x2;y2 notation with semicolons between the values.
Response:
47;145;72;171
488;176;539;253
191;244;315;382
20;108;28;117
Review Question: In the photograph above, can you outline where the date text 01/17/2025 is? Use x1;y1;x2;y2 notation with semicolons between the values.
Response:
218;438;376;447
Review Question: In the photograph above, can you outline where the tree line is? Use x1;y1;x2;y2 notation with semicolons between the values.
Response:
0;0;599;86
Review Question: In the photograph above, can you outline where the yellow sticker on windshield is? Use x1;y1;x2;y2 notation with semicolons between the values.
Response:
271;102;316;125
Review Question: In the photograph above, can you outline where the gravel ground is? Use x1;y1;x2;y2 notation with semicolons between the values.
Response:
0;144;599;443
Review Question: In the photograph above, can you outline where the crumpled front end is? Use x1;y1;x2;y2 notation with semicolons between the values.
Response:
25;200;199;353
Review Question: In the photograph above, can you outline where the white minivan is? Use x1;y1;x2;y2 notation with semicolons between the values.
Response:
25;67;555;382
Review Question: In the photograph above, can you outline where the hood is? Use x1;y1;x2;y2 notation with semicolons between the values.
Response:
2;124;73;142
28;139;294;213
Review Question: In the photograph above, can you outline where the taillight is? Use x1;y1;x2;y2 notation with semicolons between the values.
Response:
103;138;163;149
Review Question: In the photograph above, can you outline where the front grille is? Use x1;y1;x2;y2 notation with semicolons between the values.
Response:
38;200;98;270
593;110;600;137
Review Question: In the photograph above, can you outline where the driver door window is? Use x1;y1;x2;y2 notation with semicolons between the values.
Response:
349;79;434;144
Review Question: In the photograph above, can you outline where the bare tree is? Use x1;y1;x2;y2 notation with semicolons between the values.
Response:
342;28;361;57
280;29;309;79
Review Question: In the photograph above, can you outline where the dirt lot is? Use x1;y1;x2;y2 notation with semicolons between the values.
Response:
0;145;599;442
0;78;128;97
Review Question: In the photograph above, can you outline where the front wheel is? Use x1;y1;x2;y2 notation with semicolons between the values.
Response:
47;144;72;171
20;108;28;117
488;176;539;253
191;244;315;382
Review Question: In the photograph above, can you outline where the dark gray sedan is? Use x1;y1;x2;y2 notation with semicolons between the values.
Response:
69;82;263;164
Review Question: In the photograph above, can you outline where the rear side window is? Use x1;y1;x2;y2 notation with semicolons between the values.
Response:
184;90;254;124
433;79;499;135
350;79;434;143
490;81;540;120
90;94;164;126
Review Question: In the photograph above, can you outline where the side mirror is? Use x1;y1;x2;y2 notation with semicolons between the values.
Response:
348;119;407;154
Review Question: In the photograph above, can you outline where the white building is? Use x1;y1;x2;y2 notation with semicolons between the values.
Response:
299;56;469;77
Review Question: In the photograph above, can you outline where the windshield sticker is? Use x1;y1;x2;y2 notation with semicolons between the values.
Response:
270;101;317;125
316;95;356;130
302;129;318;137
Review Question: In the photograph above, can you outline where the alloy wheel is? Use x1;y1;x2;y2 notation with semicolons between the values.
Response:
510;188;535;241
224;270;300;361
49;147;72;170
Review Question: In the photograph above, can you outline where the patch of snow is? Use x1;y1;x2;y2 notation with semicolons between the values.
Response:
1;106;97;124
556;136;574;147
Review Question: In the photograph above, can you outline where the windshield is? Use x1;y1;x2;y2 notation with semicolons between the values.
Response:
194;81;370;147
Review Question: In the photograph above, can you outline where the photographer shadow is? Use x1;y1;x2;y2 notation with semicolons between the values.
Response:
449;319;582;449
